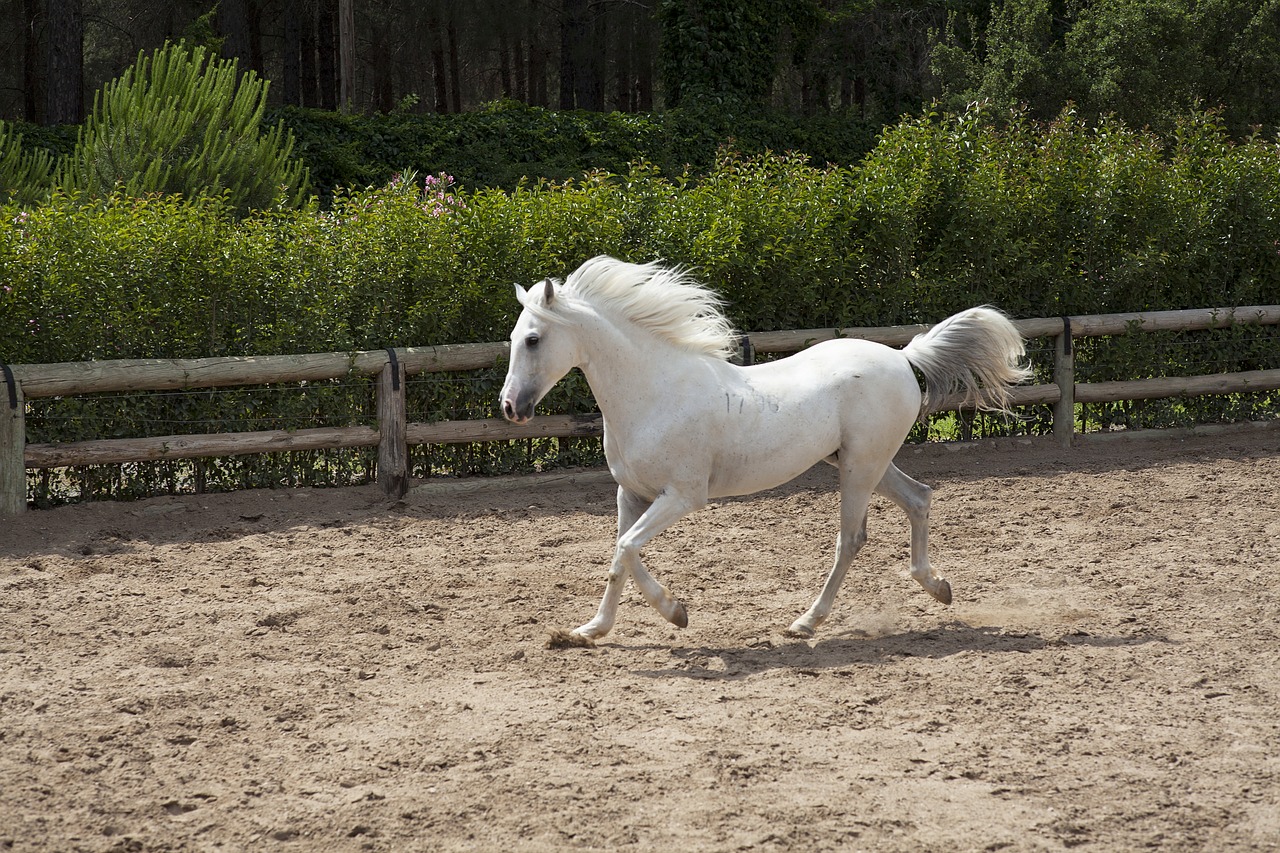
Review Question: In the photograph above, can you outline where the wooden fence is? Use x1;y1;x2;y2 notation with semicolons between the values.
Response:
3;305;1279;515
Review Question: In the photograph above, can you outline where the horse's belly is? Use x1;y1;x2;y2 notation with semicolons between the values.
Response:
708;444;834;497
606;397;839;500
705;405;840;497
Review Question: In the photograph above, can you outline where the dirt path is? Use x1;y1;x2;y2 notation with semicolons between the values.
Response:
2;428;1279;852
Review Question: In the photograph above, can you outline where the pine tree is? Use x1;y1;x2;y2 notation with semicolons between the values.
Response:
58;42;311;214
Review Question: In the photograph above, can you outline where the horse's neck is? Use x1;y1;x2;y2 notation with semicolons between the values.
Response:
578;317;709;419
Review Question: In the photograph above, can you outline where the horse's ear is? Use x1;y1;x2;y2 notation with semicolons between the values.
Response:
513;284;528;306
542;278;555;305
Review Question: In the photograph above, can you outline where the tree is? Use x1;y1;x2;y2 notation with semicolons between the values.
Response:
931;0;1280;137
659;0;794;108
21;0;40;121
930;0;1071;118
217;0;254;69
59;43;310;213
1067;0;1280;135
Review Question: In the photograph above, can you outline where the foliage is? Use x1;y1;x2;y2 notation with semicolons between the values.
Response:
0;122;55;206
932;0;1280;137
658;0;815;109
57;42;311;215
273;100;880;202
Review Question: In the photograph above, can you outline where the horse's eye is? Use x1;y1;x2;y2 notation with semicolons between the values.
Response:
525;333;541;348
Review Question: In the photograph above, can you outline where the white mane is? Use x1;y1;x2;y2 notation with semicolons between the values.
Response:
552;256;738;360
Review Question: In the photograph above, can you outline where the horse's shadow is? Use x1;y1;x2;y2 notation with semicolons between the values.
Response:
623;621;1171;681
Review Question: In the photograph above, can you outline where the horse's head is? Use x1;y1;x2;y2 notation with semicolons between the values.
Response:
499;279;579;424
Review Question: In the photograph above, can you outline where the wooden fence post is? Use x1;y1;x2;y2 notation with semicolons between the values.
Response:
376;351;408;499
1;369;25;515
1053;319;1075;448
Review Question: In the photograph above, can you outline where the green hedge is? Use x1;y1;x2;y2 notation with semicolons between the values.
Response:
5;104;1277;360
274;100;882;200
2;105;1278;501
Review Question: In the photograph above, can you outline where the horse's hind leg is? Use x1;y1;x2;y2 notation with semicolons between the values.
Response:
876;462;951;604
786;466;875;639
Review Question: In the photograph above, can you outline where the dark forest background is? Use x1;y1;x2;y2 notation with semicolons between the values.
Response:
7;0;1280;140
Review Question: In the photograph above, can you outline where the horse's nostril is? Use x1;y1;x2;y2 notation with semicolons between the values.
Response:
502;400;514;420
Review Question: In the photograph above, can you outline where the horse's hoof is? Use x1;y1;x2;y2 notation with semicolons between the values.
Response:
932;579;952;605
670;602;689;629
783;623;815;639
547;628;596;649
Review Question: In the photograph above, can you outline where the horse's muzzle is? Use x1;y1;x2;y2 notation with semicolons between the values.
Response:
500;393;534;425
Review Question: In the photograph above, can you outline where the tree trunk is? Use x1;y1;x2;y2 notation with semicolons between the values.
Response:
577;2;604;111
282;0;302;106
317;0;338;110
447;19;462;113
513;36;526;101
21;0;40;121
615;32;631;111
498;29;513;98
249;0;264;76
428;12;449;112
630;0;656;112
533;48;550;107
528;1;548;110
558;0;587;109
301;0;319;107
370;22;394;113
218;0;252;65
44;0;83;125
338;0;354;111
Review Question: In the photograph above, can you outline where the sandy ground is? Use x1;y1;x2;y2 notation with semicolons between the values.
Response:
2;427;1279;853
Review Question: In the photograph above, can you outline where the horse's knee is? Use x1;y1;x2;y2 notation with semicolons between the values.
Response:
613;539;639;569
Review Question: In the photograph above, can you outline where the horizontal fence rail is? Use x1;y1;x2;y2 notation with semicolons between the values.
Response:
3;306;1278;514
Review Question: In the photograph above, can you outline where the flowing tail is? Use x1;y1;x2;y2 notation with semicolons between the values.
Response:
903;306;1032;419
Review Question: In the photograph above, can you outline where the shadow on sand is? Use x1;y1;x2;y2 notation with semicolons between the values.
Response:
622;621;1172;681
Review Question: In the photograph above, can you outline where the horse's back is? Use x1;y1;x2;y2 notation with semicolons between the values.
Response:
747;338;920;422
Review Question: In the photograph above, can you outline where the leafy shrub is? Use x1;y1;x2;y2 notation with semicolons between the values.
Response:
843;104;1280;320
6;106;1277;359
274;99;880;201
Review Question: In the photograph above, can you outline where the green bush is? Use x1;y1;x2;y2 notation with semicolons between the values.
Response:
274;100;880;201
6;106;1277;360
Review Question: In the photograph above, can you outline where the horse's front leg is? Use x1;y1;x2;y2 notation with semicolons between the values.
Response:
574;487;647;639
573;486;702;640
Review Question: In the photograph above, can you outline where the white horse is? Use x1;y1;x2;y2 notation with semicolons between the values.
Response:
500;256;1030;642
